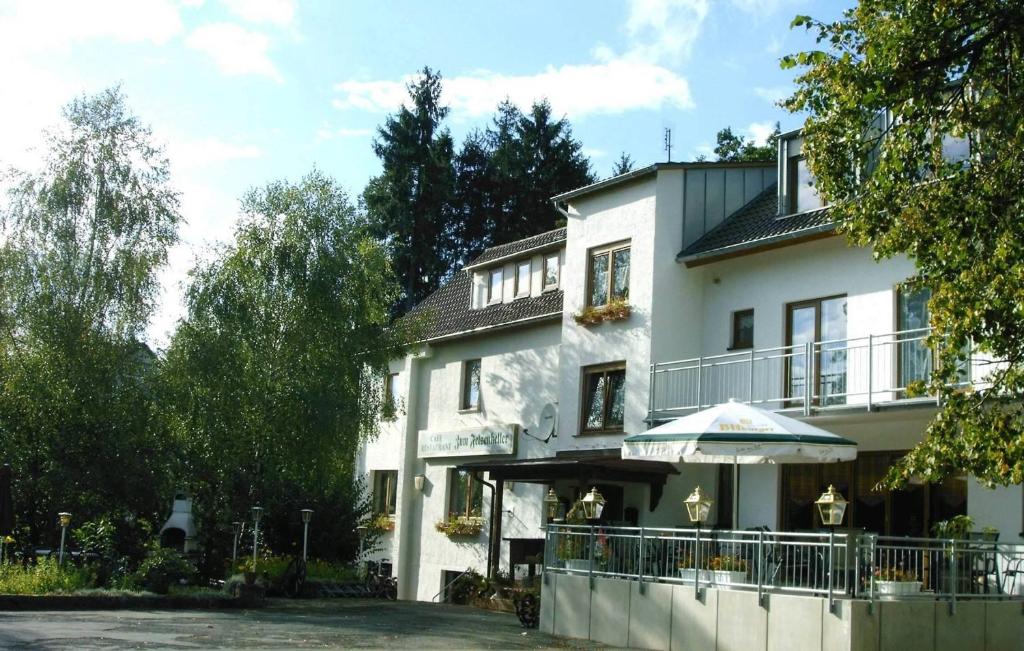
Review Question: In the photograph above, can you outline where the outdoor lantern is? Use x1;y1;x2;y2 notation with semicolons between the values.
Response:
683;486;712;525
300;509;313;561
58;512;72;528
815;484;848;527
252;506;264;524
413;474;426;492
301;508;313;524
580;487;606;520
57;512;72;565
544;488;560;520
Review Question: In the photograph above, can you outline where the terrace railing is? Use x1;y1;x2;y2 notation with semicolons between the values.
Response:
544;524;1024;609
648;327;984;421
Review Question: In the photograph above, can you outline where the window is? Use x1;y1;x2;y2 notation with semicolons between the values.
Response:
897;287;932;392
514;259;531;298
383;373;400;414
373;470;398;517
461;359;481;410
448;469;483;519
788;157;824;214
487;268;503;303
588;243;630;307
581;363;626;433
730;309;754;350
786;295;847;406
543;253;560;291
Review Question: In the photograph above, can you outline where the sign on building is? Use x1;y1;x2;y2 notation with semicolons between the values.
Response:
417;425;517;458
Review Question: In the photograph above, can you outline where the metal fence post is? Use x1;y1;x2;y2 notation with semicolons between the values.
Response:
696;356;704;409
757;529;765;607
867;334;874;411
694;527;702;599
588;526;595;590
868;534;876;614
949;539;957;615
804;341;813;416
749;348;756;404
827;529;835;612
638;527;645;586
648;363;657;422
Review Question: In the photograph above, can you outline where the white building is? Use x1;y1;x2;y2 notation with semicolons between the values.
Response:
357;128;1023;604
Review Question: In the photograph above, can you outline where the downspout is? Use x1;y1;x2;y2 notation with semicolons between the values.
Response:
553;200;571;222
475;472;498;579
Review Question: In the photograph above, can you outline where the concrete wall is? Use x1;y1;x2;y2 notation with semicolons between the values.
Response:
540;573;1024;651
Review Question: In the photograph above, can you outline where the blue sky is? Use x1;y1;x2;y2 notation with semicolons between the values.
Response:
0;0;852;346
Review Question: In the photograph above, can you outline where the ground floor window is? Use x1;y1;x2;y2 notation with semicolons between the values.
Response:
373;470;398;517
448;469;483;519
580;363;626;433
779;450;966;536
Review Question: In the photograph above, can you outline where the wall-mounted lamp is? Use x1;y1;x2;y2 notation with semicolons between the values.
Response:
413;474;425;492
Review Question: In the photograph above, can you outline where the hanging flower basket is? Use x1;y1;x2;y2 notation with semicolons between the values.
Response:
573;299;630;326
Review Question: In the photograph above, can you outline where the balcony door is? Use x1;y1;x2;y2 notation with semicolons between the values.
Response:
896;288;932;395
786;295;847;406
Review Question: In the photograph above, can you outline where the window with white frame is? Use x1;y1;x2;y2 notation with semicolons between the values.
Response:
543;252;560;291
514;259;531;298
487;268;503;303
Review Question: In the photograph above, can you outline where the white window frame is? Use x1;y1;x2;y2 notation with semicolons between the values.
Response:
514;259;532;299
542;252;560;292
487;268;503;304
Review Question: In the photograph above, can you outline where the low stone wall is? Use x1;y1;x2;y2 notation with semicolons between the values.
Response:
539;572;1023;651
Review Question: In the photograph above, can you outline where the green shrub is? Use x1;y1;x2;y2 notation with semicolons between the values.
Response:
0;558;96;595
131;546;196;594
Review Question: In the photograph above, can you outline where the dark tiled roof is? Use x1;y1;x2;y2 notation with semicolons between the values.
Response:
467;228;566;268
678;185;834;263
408;272;562;342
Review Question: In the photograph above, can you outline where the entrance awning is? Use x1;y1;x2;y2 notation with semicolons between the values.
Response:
457;448;678;510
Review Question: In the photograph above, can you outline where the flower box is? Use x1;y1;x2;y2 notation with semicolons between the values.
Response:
875;580;923;599
564;559;590;572
573;300;631;327
678;569;747;585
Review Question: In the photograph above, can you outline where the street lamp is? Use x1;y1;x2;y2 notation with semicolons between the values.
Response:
544;488;560;521
300;509;313;562
580;487;606;521
356;524;368;562
683;487;712;598
231;521;243;567
815;485;848;612
251;506;263;570
57;512;71;565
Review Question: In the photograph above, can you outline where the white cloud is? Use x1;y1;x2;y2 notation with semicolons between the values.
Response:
754;85;791;106
625;0;709;63
333;59;693;119
167;137;263;170
583;148;607;159
729;0;801;18
220;0;295;26
746;121;777;146
186;23;282;81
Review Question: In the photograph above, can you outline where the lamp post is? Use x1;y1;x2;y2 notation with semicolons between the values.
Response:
815;485;848;611
57;512;71;565
300;509;313;562
683;487;713;597
251;506;263;571
356;524;368;562
231;521;243;567
544;488;560;524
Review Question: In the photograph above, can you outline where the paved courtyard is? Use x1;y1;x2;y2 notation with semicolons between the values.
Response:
0;599;614;650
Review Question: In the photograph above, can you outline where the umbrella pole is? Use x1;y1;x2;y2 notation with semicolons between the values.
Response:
732;458;739;529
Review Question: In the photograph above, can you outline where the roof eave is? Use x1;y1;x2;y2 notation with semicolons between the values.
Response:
417;310;562;345
551;161;775;204
677;223;838;267
463;238;565;272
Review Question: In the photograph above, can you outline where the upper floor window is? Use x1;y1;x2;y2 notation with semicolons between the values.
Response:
373;469;398;517
448;469;483;519
731;309;754;350
788;157;824;214
383;372;400;415
514;259;531;298
588;242;630;307
581;363;626;433
461;359;481;411
543;253;560;291
487;268;503;304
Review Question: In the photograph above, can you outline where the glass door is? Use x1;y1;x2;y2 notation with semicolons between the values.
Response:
786;296;848;406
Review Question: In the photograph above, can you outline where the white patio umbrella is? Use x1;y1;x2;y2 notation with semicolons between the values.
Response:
621;399;857;527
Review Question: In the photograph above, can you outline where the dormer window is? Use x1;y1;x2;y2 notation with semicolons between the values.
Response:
788;156;824;214
543;253;560;291
514;259;531;298
487;268;503;304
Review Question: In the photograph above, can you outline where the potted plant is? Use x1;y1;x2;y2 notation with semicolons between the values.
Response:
435;513;484;537
873;566;922;598
573;298;631;326
553;503;592;571
369;513;395;534
677;554;748;585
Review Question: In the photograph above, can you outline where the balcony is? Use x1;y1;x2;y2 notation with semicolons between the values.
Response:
648;328;980;422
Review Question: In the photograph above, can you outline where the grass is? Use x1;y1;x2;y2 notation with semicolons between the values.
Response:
0;558;97;595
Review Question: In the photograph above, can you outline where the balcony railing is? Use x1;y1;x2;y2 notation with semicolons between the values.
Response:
648;327;981;421
545;524;1024;606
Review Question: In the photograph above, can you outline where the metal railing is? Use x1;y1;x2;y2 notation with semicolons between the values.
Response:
648;327;984;421
544;524;1024;608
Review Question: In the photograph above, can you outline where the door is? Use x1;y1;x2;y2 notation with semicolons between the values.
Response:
786;296;848;406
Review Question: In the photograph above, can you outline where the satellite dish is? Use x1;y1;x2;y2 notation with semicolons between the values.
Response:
523;403;558;444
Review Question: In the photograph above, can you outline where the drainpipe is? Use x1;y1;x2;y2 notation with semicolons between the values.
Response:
476;473;501;579
552;200;571;222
